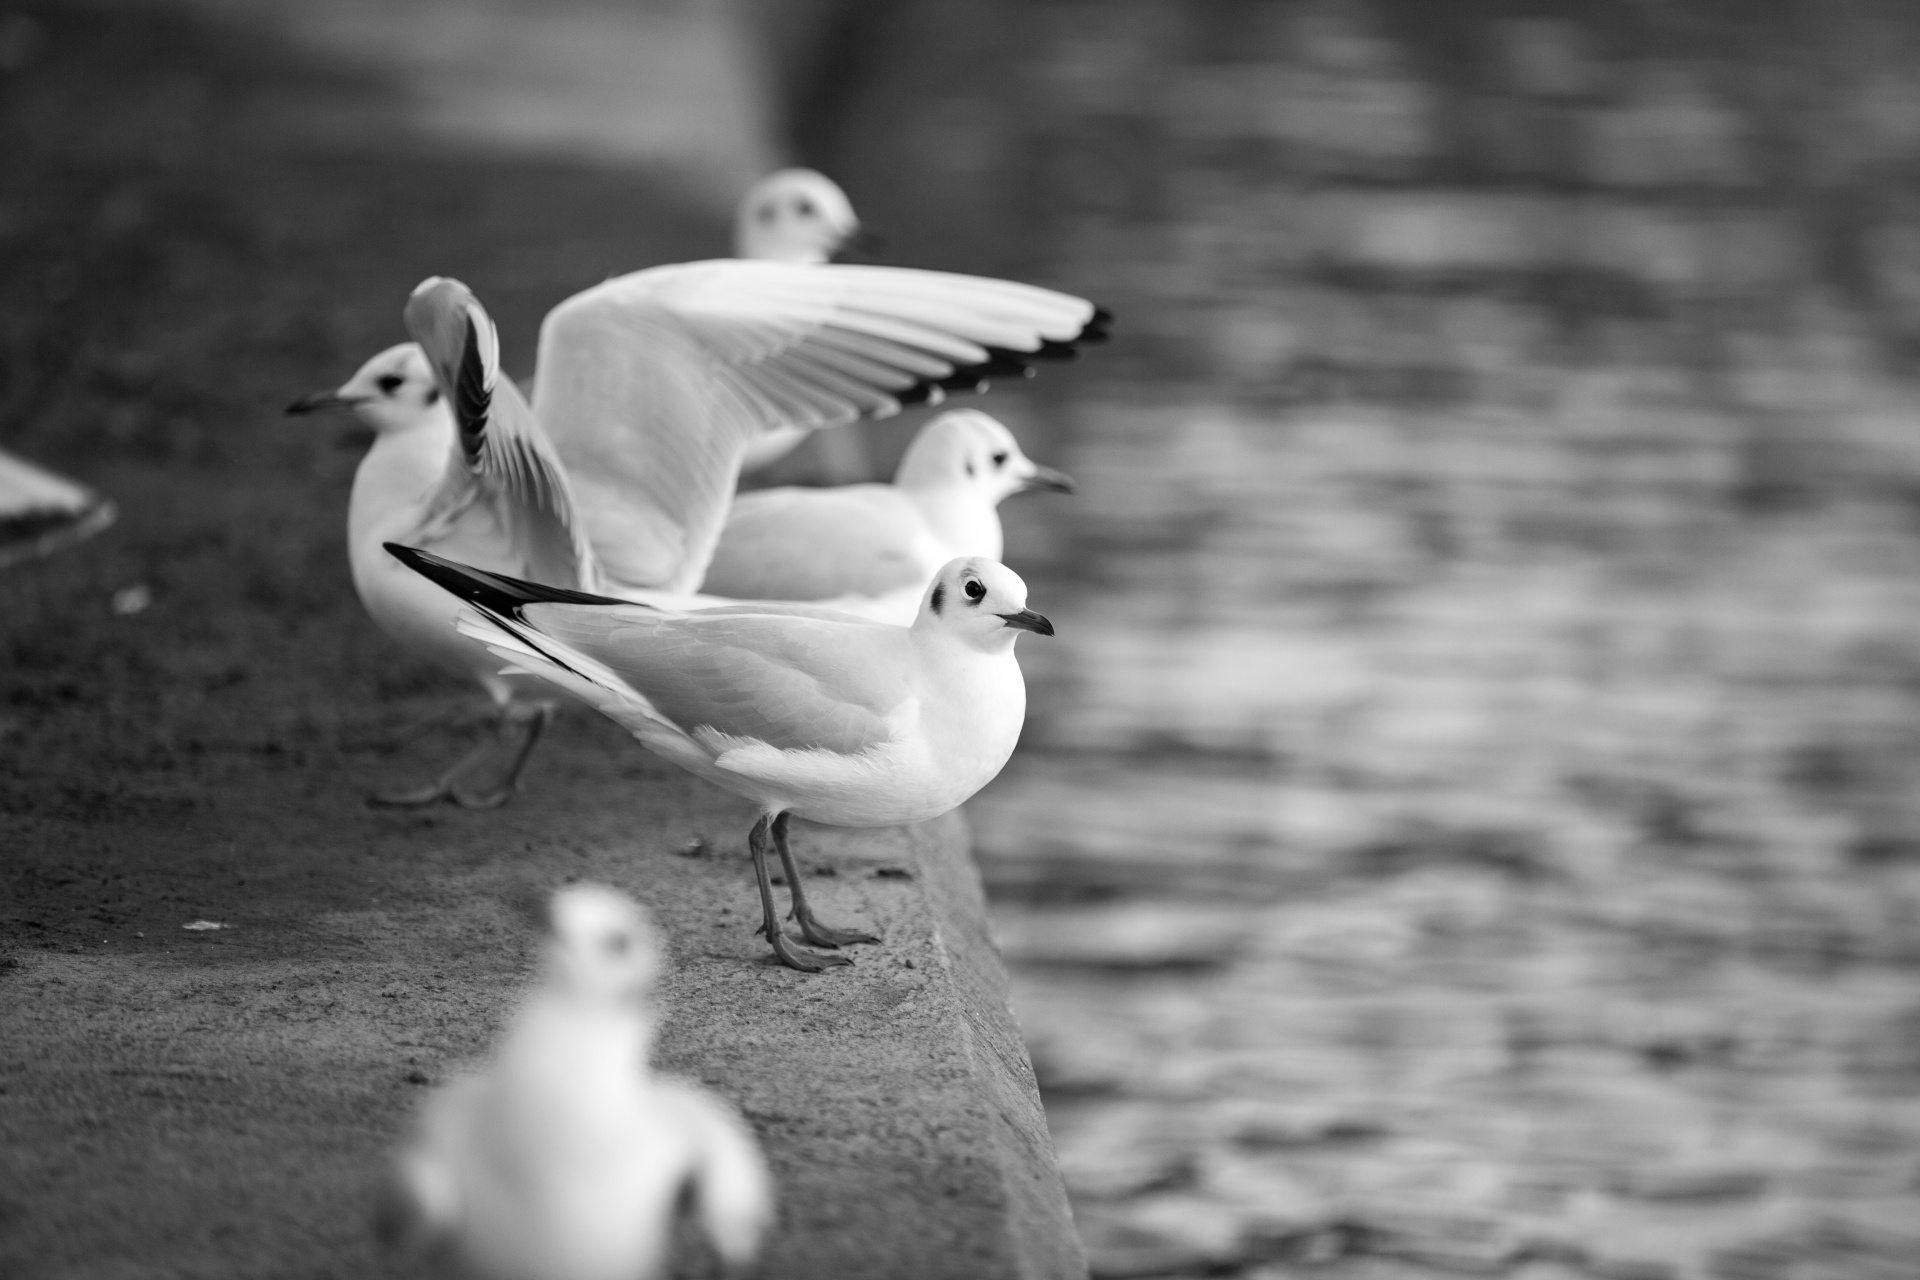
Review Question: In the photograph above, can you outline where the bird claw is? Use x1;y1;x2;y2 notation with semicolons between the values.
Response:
799;922;879;949
768;932;853;972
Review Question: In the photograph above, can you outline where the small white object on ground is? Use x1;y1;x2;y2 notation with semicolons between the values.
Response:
705;409;1074;623
181;920;228;931
110;584;151;616
390;547;1054;972
382;884;772;1280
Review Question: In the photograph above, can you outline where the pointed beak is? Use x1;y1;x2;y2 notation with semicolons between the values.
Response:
284;390;362;416
830;224;887;263
1019;465;1076;495
998;609;1054;637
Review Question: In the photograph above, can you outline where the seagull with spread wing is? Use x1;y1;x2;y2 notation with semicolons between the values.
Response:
703;408;1075;624
289;260;1103;806
388;546;1053;972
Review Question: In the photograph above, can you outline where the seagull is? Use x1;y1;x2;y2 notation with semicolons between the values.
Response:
732;167;864;265
387;544;1053;972
291;265;1104;804
702;408;1074;624
287;282;596;808
730;168;873;477
382;883;773;1280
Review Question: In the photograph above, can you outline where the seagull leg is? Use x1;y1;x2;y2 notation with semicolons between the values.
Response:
749;814;848;972
450;703;552;809
773;812;880;949
368;730;503;807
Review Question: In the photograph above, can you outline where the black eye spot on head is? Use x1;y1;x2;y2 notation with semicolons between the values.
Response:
991;451;1009;467
377;373;405;395
964;578;986;604
425;386;442;405
604;931;629;956
965;461;975;478
794;196;816;217
756;202;777;225
930;582;945;615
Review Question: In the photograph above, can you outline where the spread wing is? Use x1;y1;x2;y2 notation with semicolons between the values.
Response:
533;259;1109;594
701;485;930;601
405;277;597;590
522;604;911;756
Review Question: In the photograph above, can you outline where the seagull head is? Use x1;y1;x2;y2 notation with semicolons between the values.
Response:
546;883;663;1007
917;557;1054;650
735;168;862;264
285;343;442;439
896;410;1075;506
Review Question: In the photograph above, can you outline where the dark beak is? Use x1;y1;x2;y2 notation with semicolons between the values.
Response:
998;609;1054;637
830;224;887;263
1020;465;1076;495
284;390;361;416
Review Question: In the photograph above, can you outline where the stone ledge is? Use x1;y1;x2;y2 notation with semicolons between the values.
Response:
0;718;1085;1280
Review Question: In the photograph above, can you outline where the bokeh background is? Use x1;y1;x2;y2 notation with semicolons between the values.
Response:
5;1;1920;1277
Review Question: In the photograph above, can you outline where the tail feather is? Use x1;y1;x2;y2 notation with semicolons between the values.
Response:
384;543;636;616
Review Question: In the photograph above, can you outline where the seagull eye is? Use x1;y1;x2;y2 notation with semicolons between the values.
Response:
991;451;1009;467
376;374;405;395
964;579;986;603
794;197;816;218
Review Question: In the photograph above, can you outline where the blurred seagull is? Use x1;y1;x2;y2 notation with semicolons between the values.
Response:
288;280;595;808
0;447;116;570
731;168;874;476
383;883;773;1280
733;167;864;265
702;409;1073;624
389;545;1053;972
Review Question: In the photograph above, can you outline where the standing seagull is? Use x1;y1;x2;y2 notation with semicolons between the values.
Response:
703;408;1074;623
291;266;1103;804
388;546;1053;972
287;282;594;807
382;883;772;1280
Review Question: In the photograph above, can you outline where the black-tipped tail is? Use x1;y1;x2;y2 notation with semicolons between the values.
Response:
384;544;629;616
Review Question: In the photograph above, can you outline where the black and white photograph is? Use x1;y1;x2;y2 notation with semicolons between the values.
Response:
3;2;1918;1277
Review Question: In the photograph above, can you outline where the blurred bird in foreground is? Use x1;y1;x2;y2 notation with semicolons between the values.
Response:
290;261;1103;805
381;883;773;1280
703;409;1074;624
0;447;115;570
389;547;1053;971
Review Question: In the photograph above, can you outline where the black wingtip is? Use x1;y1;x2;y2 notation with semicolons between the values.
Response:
877;302;1114;417
383;544;628;615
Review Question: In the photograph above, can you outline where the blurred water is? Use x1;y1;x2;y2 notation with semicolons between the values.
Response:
825;5;1920;1276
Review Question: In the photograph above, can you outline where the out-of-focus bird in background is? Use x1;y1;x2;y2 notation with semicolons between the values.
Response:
731;168;871;477
390;547;1053;971
381;883;773;1280
292;262;1101;805
703;408;1075;624
0;447;116;570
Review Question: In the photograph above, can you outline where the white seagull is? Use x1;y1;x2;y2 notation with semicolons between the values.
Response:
290;264;1104;804
287;281;595;808
382;883;773;1280
387;545;1053;972
731;167;873;477
702;408;1074;623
